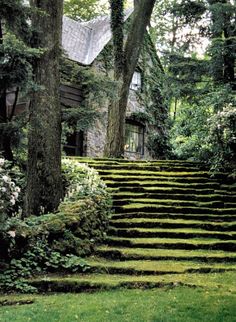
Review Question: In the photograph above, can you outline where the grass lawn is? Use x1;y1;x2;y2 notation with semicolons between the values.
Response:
0;284;236;322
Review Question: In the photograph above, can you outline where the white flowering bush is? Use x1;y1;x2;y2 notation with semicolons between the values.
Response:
207;104;236;168
0;158;21;228
62;158;108;199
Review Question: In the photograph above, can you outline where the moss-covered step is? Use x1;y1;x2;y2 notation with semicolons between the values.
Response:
106;237;236;251
29;271;236;293
108;227;236;240
95;246;236;263
111;192;236;203
100;175;219;185
94;164;207;173
97;169;214;178
108;186;216;195
112;212;236;222
115;204;236;215
112;198;223;208
109;218;236;232
112;192;236;203
104;180;221;190
221;183;236;193
85;258;236;276
73;157;202;166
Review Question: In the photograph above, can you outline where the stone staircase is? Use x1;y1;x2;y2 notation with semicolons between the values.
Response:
31;158;236;292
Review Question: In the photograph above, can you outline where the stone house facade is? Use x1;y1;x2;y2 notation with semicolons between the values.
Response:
62;11;166;160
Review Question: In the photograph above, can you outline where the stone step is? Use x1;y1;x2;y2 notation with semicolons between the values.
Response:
86;258;236;276
114;204;236;215
101;175;219;184
105;180;221;190
75;157;203;166
108;186;217;195
106;237;236;251
95;247;236;263
108;227;236;240
109;218;236;232
112;212;236;222
29;271;236;292
111;192;236;203
112;198;224;208
97;169;214;178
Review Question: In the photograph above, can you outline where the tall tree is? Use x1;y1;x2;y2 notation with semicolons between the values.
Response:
26;0;64;215
104;0;156;158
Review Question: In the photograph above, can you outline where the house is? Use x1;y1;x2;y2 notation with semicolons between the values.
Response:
6;10;167;160
62;10;167;160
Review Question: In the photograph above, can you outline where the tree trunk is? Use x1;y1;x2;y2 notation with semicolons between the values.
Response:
104;0;156;158
26;0;64;216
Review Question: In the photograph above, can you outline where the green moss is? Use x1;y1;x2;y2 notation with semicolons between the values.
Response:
97;246;236;259
86;258;236;273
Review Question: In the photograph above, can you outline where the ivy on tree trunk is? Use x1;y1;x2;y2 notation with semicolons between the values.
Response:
104;0;156;158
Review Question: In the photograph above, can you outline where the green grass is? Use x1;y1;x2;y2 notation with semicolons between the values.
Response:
1;282;236;322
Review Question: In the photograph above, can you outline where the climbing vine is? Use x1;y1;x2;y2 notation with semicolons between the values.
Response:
136;35;171;158
109;0;124;76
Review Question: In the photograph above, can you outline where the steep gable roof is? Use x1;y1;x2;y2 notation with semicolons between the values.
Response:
62;9;133;65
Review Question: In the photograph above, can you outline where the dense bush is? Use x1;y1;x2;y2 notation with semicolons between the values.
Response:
207;104;236;169
0;159;112;292
170;99;236;170
0;158;22;230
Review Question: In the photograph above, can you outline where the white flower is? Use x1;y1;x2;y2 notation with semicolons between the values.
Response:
12;191;19;199
10;198;16;205
2;175;10;183
7;230;16;238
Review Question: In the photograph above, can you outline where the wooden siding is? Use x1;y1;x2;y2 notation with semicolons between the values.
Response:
6;84;84;116
60;84;84;107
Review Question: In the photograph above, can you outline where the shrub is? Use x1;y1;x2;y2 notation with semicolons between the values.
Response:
207;104;236;169
0;159;112;292
0;158;22;230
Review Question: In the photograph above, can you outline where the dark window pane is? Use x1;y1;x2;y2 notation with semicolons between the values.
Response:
125;122;144;154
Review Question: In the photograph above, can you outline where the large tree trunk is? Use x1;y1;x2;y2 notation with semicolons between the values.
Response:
26;0;64;216
104;0;156;158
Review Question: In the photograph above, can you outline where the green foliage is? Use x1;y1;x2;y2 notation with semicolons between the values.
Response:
64;0;108;21
61;58;117;133
0;1;40;161
0;160;111;292
0;33;41;91
0;0;32;41
147;131;171;159
155;0;236;166
207;103;236;169
0;237;89;293
136;35;170;159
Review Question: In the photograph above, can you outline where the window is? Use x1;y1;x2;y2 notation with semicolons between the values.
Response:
130;71;142;91
125;121;144;154
63;131;84;156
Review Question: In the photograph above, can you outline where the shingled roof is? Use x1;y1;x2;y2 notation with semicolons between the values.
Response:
62;9;133;65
